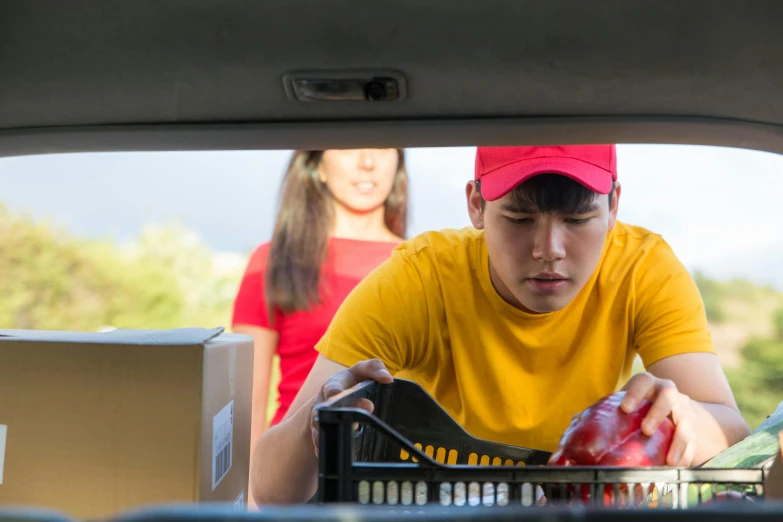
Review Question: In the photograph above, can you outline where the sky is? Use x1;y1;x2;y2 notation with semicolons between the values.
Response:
1;144;782;287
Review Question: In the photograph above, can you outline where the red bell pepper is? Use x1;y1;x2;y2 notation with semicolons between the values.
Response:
547;391;675;507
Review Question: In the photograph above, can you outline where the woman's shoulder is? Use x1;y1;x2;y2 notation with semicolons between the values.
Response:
327;237;402;278
244;241;273;272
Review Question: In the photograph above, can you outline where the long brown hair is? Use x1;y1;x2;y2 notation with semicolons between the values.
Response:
265;149;408;318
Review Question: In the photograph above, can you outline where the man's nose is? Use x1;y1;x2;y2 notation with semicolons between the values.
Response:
532;224;566;262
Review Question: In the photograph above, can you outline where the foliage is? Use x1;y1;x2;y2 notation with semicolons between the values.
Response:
726;316;783;430
693;270;727;323
692;270;783;429
0;204;244;332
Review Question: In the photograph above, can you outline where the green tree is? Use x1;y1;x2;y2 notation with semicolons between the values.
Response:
0;204;242;332
693;270;726;323
726;305;783;429
120;222;243;328
774;307;783;341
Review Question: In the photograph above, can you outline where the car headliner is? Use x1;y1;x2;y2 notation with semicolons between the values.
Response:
1;0;783;157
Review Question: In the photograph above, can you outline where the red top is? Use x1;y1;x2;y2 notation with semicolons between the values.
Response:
232;237;400;426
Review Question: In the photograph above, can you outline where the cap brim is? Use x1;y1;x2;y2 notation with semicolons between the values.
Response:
479;158;614;201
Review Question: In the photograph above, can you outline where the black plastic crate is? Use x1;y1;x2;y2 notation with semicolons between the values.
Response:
314;379;766;508
110;503;783;522
109;503;783;522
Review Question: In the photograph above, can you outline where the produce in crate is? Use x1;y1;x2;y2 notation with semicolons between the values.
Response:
548;391;675;506
701;491;755;504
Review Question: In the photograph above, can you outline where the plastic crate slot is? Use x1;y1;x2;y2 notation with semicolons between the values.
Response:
412;443;422;463
415;481;428;505
504;459;514;466
639;483;650;507
480;455;490;466
401;481;413;505
483;482;495;506
541;484;551;507
372;481;385;504
638;483;650;505
612;483;621;507
447;449;458;464
653;483;667;506
468;482;481;506
399;449;409;461
685;483;697;508
387;481;399;505
644;483;656;507
454;482;467;506
492;457;502;466
435;447;447;463
521;482;535;507
468;453;478;465
439;482;453;506
425;445;435;458
497;482;509;506
656;483;670;506
517;461;526;466
358;481;370;504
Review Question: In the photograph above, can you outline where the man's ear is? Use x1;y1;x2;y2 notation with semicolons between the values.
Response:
608;182;622;230
466;181;485;230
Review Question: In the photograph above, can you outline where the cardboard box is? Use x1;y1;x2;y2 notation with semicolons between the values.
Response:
0;327;253;519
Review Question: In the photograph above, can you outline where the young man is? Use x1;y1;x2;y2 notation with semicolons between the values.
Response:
250;145;749;505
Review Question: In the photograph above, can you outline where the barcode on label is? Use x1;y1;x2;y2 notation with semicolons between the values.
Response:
234;489;245;510
214;440;232;487
212;400;234;490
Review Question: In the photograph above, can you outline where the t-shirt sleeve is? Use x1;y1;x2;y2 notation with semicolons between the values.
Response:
231;244;282;331
633;239;715;367
315;248;430;375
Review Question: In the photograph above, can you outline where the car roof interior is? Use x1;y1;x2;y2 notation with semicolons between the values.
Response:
2;0;783;157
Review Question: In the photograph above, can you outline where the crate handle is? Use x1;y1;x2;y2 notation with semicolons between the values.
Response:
320;407;443;467
317;379;379;410
315;379;555;467
315;380;445;467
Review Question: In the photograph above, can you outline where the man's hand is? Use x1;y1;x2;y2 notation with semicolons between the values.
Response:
620;372;697;466
310;358;394;457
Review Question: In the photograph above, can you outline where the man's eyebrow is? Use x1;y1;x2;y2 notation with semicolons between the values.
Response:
500;203;535;213
574;201;601;214
573;202;602;214
499;201;602;214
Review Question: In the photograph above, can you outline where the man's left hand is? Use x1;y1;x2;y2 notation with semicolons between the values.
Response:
620;372;697;466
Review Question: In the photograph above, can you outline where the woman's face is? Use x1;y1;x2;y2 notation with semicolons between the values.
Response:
317;149;399;214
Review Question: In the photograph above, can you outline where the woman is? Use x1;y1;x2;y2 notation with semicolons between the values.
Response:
232;148;408;449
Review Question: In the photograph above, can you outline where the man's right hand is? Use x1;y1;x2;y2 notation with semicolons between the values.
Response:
310;358;394;457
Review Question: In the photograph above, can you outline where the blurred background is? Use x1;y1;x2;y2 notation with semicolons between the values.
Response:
1;144;781;429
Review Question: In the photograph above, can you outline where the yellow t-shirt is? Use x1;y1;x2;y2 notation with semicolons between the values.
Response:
315;222;714;452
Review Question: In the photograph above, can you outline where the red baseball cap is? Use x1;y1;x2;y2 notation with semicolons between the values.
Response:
475;145;617;201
